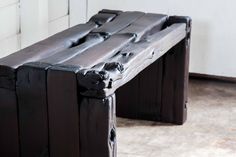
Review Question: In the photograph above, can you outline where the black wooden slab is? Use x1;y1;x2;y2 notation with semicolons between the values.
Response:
99;9;122;15
80;94;116;157
0;87;19;157
118;13;167;42
40;34;104;64
89;13;116;26
160;16;191;124
92;11;145;36
47;66;80;157
16;63;50;157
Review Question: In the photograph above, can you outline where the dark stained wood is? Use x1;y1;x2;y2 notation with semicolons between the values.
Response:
161;39;188;124
160;16;191;124
47;66;80;157
99;9;122;15
0;66;19;157
92;11;145;36
89;13;116;26
0;88;19;157
16;63;50;157
118;13;167;42
80;94;116;157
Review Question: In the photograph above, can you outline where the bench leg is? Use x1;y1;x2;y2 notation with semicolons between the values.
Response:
80;94;117;157
0;88;19;157
160;38;190;124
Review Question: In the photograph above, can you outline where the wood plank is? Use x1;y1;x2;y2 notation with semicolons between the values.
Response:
89;13;116;25
118;13;167;42
92;11;145;35
99;9;122;15
80;94;116;157
160;16;191;124
47;66;80;157
16;63;50;157
0;83;19;157
161;39;188;124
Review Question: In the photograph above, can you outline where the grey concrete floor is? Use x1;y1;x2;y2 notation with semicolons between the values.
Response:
117;78;236;157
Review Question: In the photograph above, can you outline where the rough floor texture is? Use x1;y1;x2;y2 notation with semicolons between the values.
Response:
117;78;236;157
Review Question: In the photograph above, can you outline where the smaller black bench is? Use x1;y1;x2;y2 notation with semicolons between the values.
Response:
0;9;191;157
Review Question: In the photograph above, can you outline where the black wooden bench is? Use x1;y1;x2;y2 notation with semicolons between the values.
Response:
0;9;191;157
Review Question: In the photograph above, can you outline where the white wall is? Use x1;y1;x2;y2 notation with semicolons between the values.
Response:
20;0;49;48
48;0;87;35
88;0;236;78
48;0;69;36
0;0;20;57
0;0;87;57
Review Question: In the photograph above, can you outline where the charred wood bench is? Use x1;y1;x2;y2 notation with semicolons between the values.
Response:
0;10;191;157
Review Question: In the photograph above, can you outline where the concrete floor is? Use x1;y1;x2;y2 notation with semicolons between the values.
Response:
117;78;236;157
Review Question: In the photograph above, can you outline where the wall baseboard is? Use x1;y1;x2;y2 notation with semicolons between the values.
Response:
189;73;236;83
